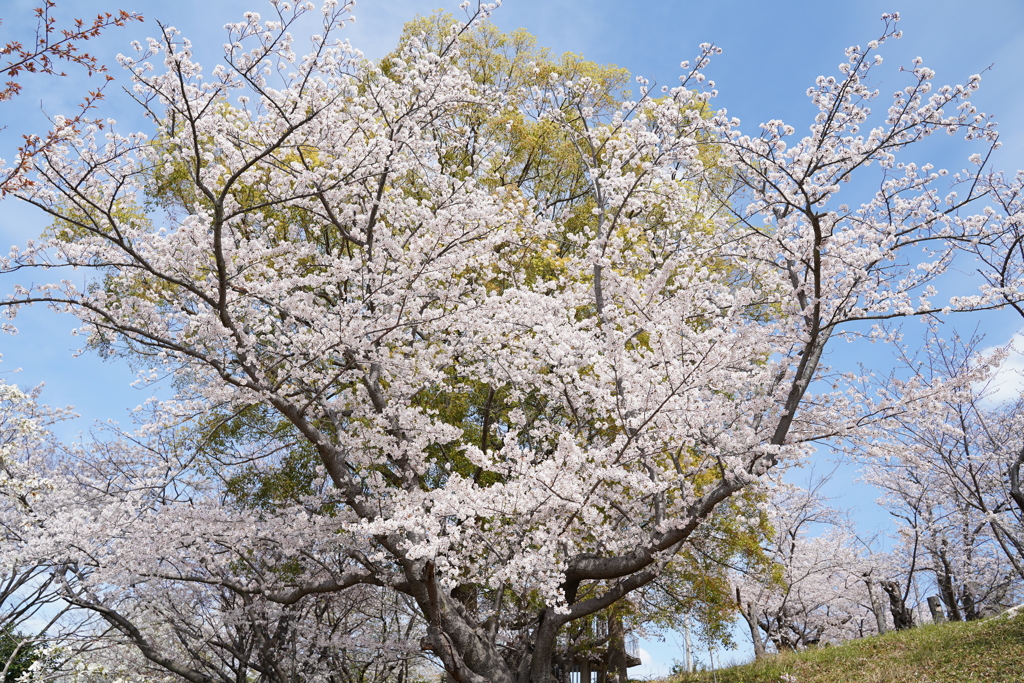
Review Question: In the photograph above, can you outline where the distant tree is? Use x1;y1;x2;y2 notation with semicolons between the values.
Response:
733;479;878;655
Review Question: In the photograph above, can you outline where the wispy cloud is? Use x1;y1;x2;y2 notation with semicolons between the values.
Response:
979;331;1024;404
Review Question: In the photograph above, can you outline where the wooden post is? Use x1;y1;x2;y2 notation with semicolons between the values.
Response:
927;595;946;623
579;654;591;683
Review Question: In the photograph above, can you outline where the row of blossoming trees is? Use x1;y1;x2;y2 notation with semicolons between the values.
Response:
734;427;1024;662
734;330;1024;656
0;1;1023;681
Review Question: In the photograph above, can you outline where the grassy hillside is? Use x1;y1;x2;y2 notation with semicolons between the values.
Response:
661;611;1024;683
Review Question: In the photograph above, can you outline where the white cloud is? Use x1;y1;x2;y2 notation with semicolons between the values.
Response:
978;331;1024;404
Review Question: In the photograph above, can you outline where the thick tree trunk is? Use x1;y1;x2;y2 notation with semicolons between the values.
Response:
935;569;963;622
772;636;797;652
1009;446;1024;519
880;580;915;631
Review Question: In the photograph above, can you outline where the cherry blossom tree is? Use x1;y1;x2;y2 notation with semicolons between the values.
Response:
0;398;440;683
733;477;879;656
0;381;119;682
1;3;1022;681
859;333;1024;621
956;178;1024;526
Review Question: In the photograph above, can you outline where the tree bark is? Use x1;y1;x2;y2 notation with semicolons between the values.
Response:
1009;445;1024;519
736;587;767;659
932;545;963;622
605;613;628;683
961;587;979;621
879;580;914;631
683;615;693;674
864;577;888;635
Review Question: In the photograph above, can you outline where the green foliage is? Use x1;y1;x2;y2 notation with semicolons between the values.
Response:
185;404;326;512
0;626;40;683
388;10;629;203
631;486;779;647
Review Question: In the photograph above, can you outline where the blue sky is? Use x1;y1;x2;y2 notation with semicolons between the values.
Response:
2;0;1024;676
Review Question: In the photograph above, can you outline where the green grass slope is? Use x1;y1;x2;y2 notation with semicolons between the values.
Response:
661;611;1024;683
